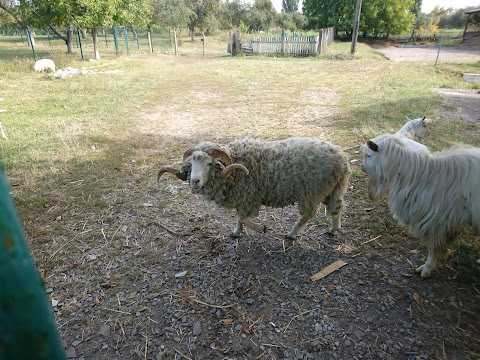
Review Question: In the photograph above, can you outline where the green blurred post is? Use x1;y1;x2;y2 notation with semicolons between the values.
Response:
113;27;119;55
435;34;444;66
124;26;129;55
0;169;66;360
76;28;84;60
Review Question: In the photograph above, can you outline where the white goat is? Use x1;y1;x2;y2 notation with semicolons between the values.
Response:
34;59;56;73
159;138;351;239
361;134;480;278
396;116;432;142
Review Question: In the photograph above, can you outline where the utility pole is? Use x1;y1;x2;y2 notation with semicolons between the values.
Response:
351;0;362;54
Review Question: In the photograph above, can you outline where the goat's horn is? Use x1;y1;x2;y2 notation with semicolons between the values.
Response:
207;148;233;166
157;166;187;182
222;164;249;178
183;148;195;161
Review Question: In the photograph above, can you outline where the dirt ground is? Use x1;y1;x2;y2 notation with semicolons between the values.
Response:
13;53;479;360
376;45;480;63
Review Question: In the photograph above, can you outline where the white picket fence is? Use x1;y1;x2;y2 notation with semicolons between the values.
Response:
242;28;334;56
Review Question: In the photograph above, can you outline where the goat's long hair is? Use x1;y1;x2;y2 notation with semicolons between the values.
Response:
362;134;480;249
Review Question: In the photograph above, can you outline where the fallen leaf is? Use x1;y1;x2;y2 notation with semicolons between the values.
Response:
412;292;423;305
325;284;336;292
93;297;100;306
179;292;195;305
100;281;118;289
221;318;234;325
358;279;365;285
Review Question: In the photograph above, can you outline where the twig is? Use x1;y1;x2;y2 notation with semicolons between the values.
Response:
99;307;131;315
174;349;192;360
110;225;122;241
359;235;381;246
144;335;148;360
177;291;237;309
0;121;7;140
157;221;190;237
283;308;320;333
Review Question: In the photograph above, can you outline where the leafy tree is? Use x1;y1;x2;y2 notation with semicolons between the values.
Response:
304;0;416;36
150;0;195;29
73;0;150;60
303;0;355;31
217;0;250;29
282;0;299;13
186;0;221;39
437;6;479;29
246;0;275;31
361;0;415;38
0;4;17;30
276;11;307;30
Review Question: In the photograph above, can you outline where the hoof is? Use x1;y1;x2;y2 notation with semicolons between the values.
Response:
416;264;432;278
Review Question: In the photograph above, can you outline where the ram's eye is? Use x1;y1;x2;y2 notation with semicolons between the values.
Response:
207;162;213;167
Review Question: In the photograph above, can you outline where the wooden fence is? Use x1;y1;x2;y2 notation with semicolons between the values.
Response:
238;28;334;56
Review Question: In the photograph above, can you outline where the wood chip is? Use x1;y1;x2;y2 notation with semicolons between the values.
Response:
310;260;347;282
412;292;423;305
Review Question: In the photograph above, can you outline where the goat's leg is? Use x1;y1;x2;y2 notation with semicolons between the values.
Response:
416;252;437;278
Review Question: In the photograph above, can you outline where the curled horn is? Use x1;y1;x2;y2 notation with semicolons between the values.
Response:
366;140;379;152
207;148;232;166
157;166;187;182
221;164;249;178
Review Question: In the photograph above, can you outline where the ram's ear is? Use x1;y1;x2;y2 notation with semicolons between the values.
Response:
405;116;411;123
366;140;379;152
183;148;195;161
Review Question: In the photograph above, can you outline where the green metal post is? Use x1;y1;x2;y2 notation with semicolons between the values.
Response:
435;34;444;66
0;169;66;360
124;26;129;55
26;26;36;61
76;28;84;60
113;27;119;55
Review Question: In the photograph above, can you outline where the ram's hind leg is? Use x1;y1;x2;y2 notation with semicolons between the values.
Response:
325;197;343;235
325;181;347;235
288;201;318;239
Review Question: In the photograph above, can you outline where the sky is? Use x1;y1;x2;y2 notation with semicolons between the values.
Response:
267;0;480;13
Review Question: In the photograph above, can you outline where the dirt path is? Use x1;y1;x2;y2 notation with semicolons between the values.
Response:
377;45;480;63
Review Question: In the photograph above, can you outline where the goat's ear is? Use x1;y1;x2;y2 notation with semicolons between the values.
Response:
405;116;411;123
367;140;379;152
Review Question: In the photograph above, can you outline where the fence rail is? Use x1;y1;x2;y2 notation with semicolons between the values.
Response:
240;28;335;56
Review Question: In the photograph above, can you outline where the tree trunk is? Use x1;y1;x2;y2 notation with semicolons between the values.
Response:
66;25;74;53
92;27;100;60
189;23;195;41
26;29;35;47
